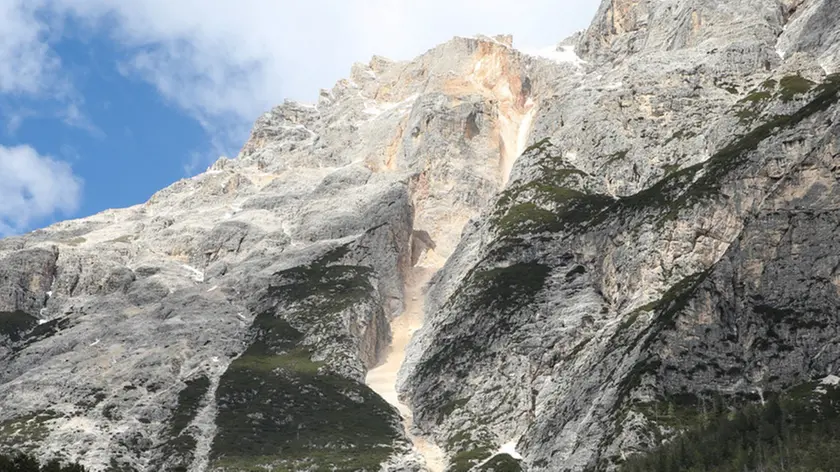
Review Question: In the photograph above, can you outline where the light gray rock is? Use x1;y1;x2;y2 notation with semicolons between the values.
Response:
399;1;840;469
2;1;840;471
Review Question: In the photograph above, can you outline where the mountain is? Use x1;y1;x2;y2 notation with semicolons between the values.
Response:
1;1;840;471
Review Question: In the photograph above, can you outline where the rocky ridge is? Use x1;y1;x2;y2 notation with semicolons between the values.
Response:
0;33;569;471
400;0;840;471
1;0;840;471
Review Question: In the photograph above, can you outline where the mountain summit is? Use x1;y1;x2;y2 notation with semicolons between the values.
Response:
1;0;839;471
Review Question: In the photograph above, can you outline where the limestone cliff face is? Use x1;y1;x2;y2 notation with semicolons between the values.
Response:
239;35;560;260
398;1;840;471
1;1;840;471
0;35;558;472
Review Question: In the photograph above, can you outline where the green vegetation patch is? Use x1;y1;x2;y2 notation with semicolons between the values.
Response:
211;449;395;472
476;453;524;472
493;192;614;237
491;139;614;237
0;311;38;343
449;447;496;472
761;78;777;90
0;411;59;449
413;261;551;418
439;398;470;421
266;258;374;320
209;315;401;471
663;129;697;146
778;74;815;102
153;376;210;469
617;382;840;472
644;73;840;223
0;452;87;471
741;91;772;103
469;263;551;313
444;431;497;472
609;270;712;418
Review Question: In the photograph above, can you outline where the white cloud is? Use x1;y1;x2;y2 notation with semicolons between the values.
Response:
0;1;61;96
0;144;83;235
4;108;33;136
1;0;600;171
60;100;104;138
57;0;599;116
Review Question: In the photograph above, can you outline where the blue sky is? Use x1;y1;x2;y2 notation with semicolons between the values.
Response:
0;0;599;236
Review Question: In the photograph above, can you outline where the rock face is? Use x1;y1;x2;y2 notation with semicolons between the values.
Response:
0;34;560;472
398;1;840;471
1;1;840;471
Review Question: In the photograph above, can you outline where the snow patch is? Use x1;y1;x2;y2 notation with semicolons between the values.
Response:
363;94;419;118
516;99;537;158
89;339;100;347
499;441;523;460
206;286;218;292
474;441;524;469
814;375;839;395
465;35;511;48
524;45;585;67
182;264;205;283
279;123;317;139
821;375;840;386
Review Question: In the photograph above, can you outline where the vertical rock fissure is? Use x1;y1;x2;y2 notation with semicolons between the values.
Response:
187;359;234;472
362;70;538;468
365;99;538;471
500;97;538;185
366;264;447;472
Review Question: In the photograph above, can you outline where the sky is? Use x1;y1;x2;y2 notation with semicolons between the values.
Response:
0;0;601;236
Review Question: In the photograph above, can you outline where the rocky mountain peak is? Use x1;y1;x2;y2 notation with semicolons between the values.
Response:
234;33;571;259
1;2;840;472
576;0;814;63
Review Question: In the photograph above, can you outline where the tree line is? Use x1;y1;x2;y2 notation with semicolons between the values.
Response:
619;384;840;472
0;452;86;472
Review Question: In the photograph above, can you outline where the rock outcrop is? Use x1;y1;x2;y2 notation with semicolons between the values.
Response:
399;1;840;471
2;1;840;471
0;34;563;471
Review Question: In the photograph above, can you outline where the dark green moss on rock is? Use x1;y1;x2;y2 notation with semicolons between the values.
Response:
209;316;401;471
0;411;59;451
475;453;523;472
778;74;815;102
153;376;211;470
0;311;38;343
614;382;840;472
